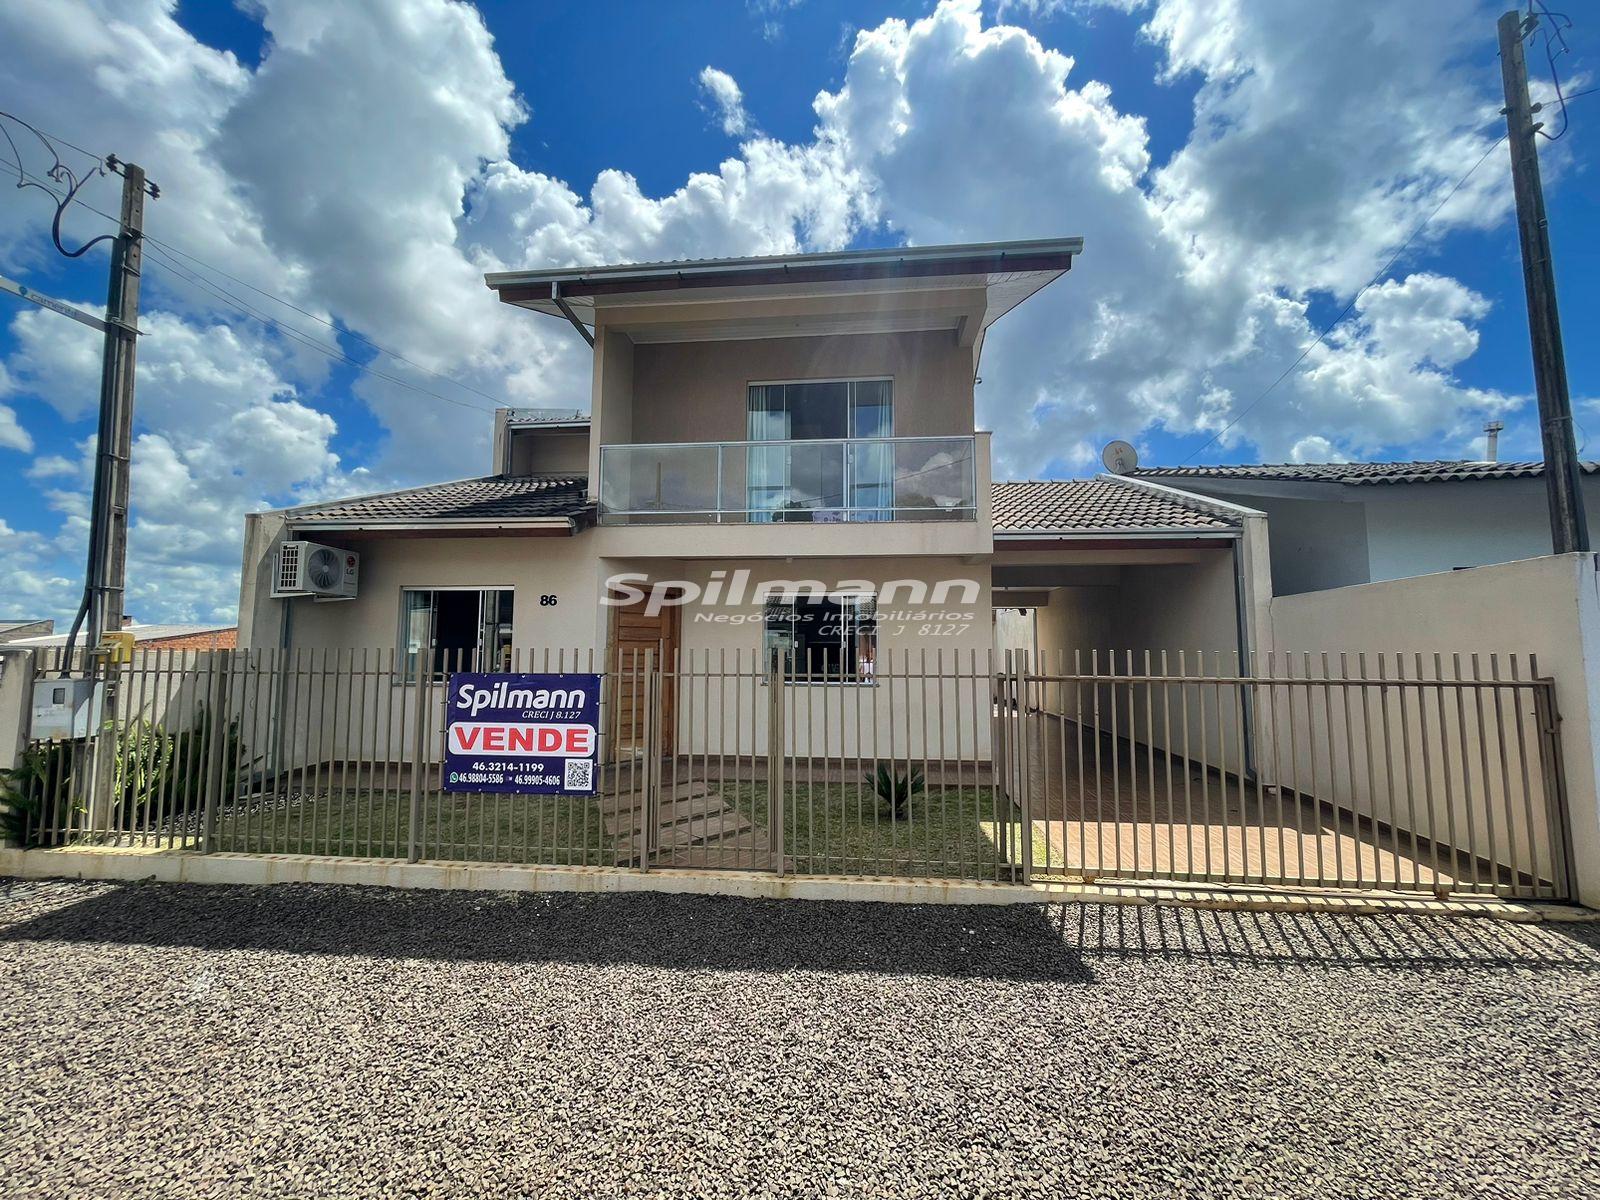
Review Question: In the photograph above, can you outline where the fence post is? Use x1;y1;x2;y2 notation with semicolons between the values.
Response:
84;649;118;841
767;650;785;876
1017;650;1033;885
407;663;428;864
1533;678;1577;901
200;648;230;853
641;648;656;872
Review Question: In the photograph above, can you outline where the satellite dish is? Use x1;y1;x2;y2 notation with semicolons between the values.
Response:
1101;440;1139;474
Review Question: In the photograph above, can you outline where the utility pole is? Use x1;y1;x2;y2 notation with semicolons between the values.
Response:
84;157;147;649
1498;9;1590;553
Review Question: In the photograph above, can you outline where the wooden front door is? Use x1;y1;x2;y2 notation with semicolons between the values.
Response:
609;588;680;759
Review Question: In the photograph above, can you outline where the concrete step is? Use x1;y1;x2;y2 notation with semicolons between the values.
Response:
654;812;755;851
594;782;713;818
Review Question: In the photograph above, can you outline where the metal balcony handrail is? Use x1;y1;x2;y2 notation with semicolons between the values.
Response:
598;433;976;452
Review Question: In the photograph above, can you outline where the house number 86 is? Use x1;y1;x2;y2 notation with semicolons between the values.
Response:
540;594;558;606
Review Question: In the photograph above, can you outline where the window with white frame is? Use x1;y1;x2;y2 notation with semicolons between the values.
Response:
763;593;877;682
399;588;513;681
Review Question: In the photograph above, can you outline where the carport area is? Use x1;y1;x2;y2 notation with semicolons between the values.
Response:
1018;718;1458;890
988;477;1570;899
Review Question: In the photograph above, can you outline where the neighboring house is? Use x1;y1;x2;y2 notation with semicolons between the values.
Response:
0;620;53;644
1131;460;1600;596
6;623;237;651
237;239;1272;751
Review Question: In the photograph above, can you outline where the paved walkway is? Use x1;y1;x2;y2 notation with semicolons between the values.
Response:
1021;714;1540;894
597;778;780;870
3;878;1598;1199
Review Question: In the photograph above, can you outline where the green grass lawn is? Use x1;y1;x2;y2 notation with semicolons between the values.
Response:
210;790;617;866
722;778;1027;881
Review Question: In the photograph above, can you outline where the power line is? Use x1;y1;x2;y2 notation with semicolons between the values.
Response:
127;234;516;409
0;110;116;258
1179;132;1509;465
2;157;503;415
139;241;497;415
0;108;108;168
1527;1;1575;141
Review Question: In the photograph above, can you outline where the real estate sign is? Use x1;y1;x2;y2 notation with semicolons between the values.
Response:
443;672;601;795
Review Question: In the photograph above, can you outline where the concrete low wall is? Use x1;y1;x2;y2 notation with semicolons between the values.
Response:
1269;553;1600;904
5;847;1588;918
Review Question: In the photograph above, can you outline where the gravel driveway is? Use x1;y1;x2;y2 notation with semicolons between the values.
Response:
3;878;1598;1200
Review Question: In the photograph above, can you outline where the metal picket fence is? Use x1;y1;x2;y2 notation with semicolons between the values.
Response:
9;644;1575;900
1006;650;1574;901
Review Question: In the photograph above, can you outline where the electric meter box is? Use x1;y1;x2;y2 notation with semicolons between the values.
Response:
31;677;104;740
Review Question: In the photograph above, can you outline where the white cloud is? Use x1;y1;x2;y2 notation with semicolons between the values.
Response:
2;302;355;622
699;67;751;136
748;0;806;42
0;0;1552;624
0;358;29;451
807;0;1522;469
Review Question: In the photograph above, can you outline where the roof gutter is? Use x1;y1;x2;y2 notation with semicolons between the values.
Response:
993;527;1240;541
287;517;577;534
485;237;1086;291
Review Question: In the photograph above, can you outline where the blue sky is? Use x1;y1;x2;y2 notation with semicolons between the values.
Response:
0;0;1596;625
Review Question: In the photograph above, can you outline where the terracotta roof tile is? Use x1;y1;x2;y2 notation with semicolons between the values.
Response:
992;479;1237;533
290;475;590;524
1132;460;1600;486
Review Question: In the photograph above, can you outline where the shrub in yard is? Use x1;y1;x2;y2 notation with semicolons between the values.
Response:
114;705;241;826
0;744;73;848
865;764;925;821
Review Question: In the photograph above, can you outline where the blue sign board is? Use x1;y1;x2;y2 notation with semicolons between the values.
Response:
443;672;601;794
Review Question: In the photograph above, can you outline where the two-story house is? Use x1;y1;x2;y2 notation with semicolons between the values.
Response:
237;239;1272;770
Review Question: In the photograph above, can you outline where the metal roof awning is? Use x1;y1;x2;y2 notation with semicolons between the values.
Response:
484;238;1082;347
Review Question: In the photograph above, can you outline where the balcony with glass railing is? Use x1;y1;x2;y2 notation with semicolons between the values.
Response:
597;436;978;525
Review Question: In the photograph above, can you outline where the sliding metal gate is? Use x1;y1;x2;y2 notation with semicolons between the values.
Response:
10;646;1575;900
1002;650;1574;901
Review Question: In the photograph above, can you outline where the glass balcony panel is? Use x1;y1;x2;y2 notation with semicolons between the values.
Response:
598;443;719;524
772;441;847;523
599;437;975;524
716;444;751;524
893;438;976;521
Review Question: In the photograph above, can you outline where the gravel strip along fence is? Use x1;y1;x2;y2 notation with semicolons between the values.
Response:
2;878;1598;1200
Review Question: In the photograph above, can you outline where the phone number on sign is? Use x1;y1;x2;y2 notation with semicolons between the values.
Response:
449;768;564;787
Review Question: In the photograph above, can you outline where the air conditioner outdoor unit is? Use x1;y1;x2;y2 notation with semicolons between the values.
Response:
272;540;359;599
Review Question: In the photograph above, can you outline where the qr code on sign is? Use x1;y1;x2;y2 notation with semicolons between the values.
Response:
563;758;594;793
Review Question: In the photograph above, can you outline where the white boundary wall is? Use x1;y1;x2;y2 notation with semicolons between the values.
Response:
0;648;35;771
1269;553;1600;905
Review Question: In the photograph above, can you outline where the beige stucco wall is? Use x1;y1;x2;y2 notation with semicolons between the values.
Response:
286;535;602;656
508;430;590;476
1032;585;1117;673
237;533;997;767
236;532;604;766
611;555;995;763
587;327;635;491
1270;553;1600;903
626;330;976;445
1022;546;1249;774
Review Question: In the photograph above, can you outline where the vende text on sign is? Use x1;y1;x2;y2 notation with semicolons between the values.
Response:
443;671;601;795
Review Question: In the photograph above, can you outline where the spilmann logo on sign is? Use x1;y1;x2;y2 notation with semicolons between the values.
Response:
454;681;589;715
444;672;601;795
